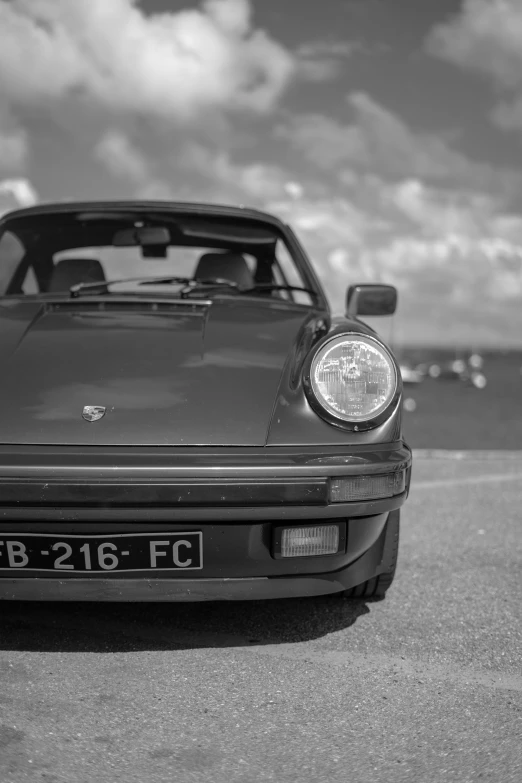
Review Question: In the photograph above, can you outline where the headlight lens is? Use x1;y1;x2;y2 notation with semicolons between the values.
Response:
310;335;397;422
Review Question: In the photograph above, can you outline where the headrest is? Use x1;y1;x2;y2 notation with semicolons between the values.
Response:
194;252;254;290
48;258;106;293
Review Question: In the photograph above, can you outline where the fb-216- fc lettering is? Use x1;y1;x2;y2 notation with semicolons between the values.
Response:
0;533;203;572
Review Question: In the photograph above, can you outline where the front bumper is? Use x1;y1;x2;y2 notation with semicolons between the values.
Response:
0;442;411;600
0;442;411;519
0;534;387;602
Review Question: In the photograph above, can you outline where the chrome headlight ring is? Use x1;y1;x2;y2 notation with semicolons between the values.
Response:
303;332;402;432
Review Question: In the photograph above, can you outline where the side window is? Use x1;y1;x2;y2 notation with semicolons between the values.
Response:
21;266;39;294
274;239;313;305
0;231;26;295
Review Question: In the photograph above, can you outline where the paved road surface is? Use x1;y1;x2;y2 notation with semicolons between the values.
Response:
1;455;521;783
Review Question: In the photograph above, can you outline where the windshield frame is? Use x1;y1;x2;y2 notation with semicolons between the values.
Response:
0;204;329;311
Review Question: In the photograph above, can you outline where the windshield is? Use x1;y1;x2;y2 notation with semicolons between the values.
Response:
0;210;317;306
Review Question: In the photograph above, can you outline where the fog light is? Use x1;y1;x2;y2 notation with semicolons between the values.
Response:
273;523;344;559
330;472;405;502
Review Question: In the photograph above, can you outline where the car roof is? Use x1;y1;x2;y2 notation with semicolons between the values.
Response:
0;200;287;228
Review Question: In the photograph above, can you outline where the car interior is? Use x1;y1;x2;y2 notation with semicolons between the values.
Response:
0;212;313;303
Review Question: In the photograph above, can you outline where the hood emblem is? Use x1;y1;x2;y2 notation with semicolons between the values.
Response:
82;405;106;423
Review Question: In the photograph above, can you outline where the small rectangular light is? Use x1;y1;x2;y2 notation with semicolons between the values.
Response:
330;472;405;503
274;524;342;558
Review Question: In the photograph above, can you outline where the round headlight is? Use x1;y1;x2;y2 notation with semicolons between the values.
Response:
309;334;398;423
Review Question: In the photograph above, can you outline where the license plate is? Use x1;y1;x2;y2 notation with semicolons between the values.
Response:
0;532;203;573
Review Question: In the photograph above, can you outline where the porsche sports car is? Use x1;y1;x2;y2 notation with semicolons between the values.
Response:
0;201;411;602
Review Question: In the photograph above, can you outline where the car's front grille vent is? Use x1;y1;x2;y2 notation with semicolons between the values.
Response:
45;300;210;316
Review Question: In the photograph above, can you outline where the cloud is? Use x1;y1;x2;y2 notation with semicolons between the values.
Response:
426;0;522;133
383;179;500;238
0;101;28;172
87;107;522;346
276;92;521;198
0;0;295;122
265;170;522;346
179;144;297;201
0;0;518;349
0;177;38;214
275;112;366;170
427;0;522;87
94;126;313;206
0;127;27;173
95;131;152;185
295;39;365;82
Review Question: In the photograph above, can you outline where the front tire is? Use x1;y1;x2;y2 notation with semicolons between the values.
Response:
342;509;400;599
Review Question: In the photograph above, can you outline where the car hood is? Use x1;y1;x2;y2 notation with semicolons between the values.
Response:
0;297;318;446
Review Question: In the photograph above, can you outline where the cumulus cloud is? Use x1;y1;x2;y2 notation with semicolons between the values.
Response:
276;92;522;198
0;101;28;172
0;127;27;172
427;0;522;133
275;112;366;170
427;0;522;87
0;0;519;345
265;169;522;345
383;179;500;238
0;177;38;214
95;131;152;185
87;110;522;346
181;145;297;201
94;127;312;206
295;39;364;82
0;0;295;121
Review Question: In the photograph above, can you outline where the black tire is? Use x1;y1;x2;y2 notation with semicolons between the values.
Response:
342;509;400;599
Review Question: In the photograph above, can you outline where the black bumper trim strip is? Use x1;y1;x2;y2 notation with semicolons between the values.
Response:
0;478;328;508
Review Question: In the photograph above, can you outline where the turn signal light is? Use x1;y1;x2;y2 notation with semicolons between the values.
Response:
330;472;405;502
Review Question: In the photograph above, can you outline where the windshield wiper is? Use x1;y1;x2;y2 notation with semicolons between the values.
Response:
70;277;239;298
177;278;239;297
70;276;191;297
243;283;318;298
69;278;316;301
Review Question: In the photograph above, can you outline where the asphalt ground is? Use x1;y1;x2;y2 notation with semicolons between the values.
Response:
0;454;521;783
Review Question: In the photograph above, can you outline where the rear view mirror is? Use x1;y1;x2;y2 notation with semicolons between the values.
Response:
346;284;397;317
137;227;171;245
112;227;171;247
112;229;136;247
142;244;168;259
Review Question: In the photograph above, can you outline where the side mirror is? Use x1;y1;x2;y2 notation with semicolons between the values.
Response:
346;284;397;317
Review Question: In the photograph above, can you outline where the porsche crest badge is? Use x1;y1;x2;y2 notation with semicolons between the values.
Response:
82;406;106;423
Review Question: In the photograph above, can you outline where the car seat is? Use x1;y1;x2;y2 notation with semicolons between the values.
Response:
47;258;106;292
194;252;254;290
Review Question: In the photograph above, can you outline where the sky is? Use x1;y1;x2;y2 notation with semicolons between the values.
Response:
2;0;522;346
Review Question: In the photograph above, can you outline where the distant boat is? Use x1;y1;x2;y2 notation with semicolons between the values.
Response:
397;348;487;389
428;348;487;389
399;365;425;384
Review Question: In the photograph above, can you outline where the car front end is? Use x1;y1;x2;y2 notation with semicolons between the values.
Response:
0;439;410;601
0;201;411;602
